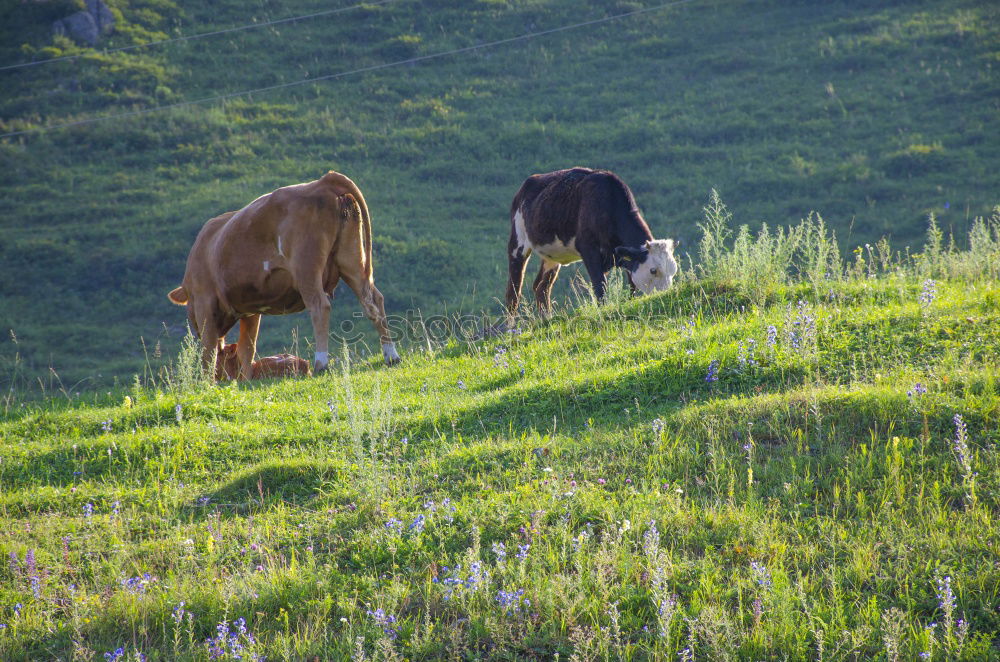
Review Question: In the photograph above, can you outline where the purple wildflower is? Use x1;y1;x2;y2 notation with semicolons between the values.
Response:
766;325;778;347
495;588;529;614
366;607;398;640
408;514;426;533
492;542;507;566
705;359;719;382
750;560;773;590
919;279;937;306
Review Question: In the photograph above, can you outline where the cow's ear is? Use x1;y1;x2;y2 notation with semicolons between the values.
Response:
614;245;645;269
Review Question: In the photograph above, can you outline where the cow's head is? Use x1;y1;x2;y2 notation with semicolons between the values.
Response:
614;239;678;293
215;343;240;381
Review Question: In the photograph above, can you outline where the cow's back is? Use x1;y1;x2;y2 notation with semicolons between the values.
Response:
515;167;597;246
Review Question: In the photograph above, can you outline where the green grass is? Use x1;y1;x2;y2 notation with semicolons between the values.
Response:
1;212;998;660
1;0;999;389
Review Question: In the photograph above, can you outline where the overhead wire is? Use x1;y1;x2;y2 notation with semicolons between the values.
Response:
0;0;402;73
0;0;697;139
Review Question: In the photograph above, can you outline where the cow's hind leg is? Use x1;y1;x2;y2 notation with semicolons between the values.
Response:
505;231;531;327
235;314;261;381
343;273;400;365
532;259;561;318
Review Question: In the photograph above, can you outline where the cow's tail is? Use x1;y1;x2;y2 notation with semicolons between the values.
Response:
324;170;373;280
168;286;188;305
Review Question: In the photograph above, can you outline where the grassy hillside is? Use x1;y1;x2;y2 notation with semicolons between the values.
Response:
1;0;998;391
1;210;999;659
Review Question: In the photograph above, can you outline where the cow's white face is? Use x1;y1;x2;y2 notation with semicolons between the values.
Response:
623;239;678;294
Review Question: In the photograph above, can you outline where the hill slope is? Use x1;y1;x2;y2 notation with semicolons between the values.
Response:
1;215;999;659
1;0;998;391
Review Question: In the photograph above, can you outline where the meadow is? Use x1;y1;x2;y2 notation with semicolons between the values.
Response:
1;204;998;660
1;0;998;389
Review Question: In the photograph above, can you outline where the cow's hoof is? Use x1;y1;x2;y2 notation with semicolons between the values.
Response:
313;362;330;375
384;356;402;367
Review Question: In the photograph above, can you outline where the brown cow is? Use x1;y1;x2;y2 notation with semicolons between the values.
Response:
215;344;310;380
167;170;400;380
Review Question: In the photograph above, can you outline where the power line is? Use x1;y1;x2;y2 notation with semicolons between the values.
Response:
0;0;402;73
0;0;697;139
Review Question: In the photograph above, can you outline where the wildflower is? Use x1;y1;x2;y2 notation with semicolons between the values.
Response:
643;520;660;556
737;338;758;368
441;497;456;523
365;607;398;640
908;383;928;398
385;518;403;532
172;602;187;626
766;325;778;347
438;563;490;600
952;414;970;468
597;478;606;485
935;574;955;617
787;300;817;350
101;419;112;433
175;404;183;424
30;576;41;598
121;573;155;594
457;379;466;390
919;279;937;306
651;418;665;435
705;359;719;382
516;544;530;561
408;514;426;534
492;541;507;566
750;560;773;590
104;648;125;662
83;503;94;518
205;617;261;660
495;588;529;613
493;345;509;369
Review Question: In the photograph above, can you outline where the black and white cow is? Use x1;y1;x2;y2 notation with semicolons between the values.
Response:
505;167;678;320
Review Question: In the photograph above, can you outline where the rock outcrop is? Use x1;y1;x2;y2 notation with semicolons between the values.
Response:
52;0;115;46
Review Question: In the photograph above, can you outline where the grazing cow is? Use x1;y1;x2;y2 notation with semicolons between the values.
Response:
505;167;678;320
167;170;400;380
215;344;310;380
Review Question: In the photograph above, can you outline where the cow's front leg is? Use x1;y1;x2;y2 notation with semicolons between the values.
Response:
235;314;261;381
300;286;332;373
343;274;399;366
580;247;609;302
191;302;224;381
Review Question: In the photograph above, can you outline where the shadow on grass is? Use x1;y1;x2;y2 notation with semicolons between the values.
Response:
199;457;344;514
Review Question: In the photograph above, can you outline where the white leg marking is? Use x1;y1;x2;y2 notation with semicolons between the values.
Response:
277;236;284;257
263;260;270;272
512;208;529;258
382;342;401;363
314;351;329;369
